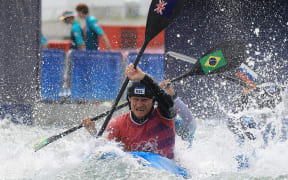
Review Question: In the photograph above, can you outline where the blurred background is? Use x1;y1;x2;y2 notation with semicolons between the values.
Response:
42;0;149;40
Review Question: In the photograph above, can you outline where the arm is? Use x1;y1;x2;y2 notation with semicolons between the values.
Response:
72;25;85;50
88;17;103;35
88;17;111;50
81;116;120;140
81;116;97;136
174;97;196;133
142;75;176;119
159;80;196;134
41;34;48;48
100;33;111;51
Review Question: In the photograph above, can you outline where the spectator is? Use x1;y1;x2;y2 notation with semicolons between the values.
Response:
76;3;111;50
41;33;48;48
60;10;85;50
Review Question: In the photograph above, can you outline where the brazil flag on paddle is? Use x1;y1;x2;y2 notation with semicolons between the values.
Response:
199;50;227;74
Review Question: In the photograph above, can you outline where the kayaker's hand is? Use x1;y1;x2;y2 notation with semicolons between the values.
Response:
159;80;176;96
125;64;145;81
81;116;97;136
242;86;255;95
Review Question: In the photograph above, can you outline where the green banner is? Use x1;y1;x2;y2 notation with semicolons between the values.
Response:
200;50;227;74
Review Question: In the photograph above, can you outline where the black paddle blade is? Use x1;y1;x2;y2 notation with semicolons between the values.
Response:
145;0;184;41
171;40;246;82
190;40;246;76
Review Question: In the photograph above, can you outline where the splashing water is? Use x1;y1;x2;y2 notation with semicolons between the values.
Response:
1;89;288;179
1;115;288;179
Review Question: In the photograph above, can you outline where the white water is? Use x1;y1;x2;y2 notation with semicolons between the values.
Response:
1;112;288;180
1;91;288;179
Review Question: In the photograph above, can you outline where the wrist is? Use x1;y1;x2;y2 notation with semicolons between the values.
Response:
139;72;146;80
172;91;178;100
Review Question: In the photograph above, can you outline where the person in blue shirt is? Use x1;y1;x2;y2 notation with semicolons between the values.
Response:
159;80;196;146
60;10;85;50
41;34;48;48
76;3;111;51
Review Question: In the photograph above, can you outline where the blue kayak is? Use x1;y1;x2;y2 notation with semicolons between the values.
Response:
99;151;188;178
129;152;188;178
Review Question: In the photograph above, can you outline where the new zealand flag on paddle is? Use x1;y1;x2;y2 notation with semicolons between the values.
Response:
154;0;178;18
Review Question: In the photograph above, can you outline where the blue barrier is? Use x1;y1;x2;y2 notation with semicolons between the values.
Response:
126;53;164;83
41;49;65;101
0;104;33;125
71;50;123;100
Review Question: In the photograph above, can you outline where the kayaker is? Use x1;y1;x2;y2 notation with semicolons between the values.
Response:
159;80;196;146
226;78;284;169
227;82;282;144
81;64;177;159
232;82;282;113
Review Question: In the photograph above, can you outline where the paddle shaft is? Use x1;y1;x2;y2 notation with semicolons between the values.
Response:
171;70;249;87
217;74;247;87
170;64;201;83
97;40;149;137
171;70;194;83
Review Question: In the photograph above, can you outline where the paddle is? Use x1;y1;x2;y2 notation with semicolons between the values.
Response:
165;49;248;86
217;74;247;87
166;51;197;64
33;102;129;152
170;40;246;82
33;40;246;152
96;0;184;137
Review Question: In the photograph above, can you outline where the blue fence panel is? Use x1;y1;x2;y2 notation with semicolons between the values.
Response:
126;53;164;83
41;49;65;101
0;104;33;125
71;51;123;100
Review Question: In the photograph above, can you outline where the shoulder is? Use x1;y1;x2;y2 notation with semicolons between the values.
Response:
108;112;130;127
72;21;82;30
75;21;81;27
174;97;182;105
155;108;175;129
87;15;97;23
115;112;130;120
